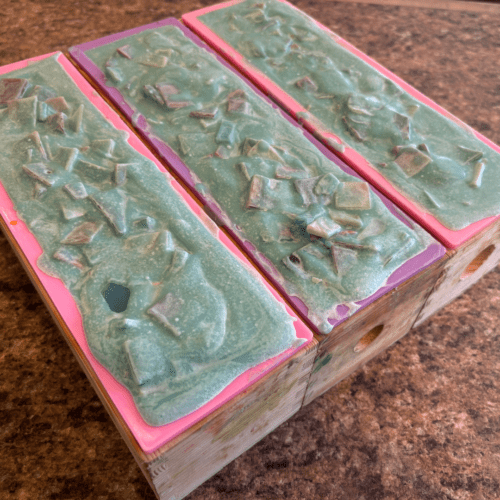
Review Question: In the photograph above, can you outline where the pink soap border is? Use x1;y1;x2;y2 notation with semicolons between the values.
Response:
0;52;312;454
182;0;500;249
69;18;445;336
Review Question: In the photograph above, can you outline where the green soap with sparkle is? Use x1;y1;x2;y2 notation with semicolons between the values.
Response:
85;26;432;333
0;55;300;426
199;0;500;230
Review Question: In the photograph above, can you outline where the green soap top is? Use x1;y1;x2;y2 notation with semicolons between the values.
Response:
85;26;432;333
199;0;500;230
0;54;300;426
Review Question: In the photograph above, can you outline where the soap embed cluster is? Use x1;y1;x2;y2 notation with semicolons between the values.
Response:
198;0;500;231
84;25;432;333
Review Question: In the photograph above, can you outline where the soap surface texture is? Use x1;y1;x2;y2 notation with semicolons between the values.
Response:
0;54;300;426
198;0;500;230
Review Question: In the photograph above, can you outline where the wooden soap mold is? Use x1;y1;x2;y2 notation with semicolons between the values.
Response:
182;0;500;250
0;51;317;499
64;19;457;499
4;15;497;499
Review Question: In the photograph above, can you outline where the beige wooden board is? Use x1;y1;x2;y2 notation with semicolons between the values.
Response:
145;340;318;500
415;218;500;326
304;259;444;405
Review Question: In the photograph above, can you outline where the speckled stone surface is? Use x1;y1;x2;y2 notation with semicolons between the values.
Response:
1;1;500;499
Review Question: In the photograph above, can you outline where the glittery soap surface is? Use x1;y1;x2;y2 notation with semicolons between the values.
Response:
83;25;433;334
0;54;301;426
198;0;500;231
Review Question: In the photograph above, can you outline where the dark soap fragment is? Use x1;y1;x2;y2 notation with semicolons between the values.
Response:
296;76;318;92
116;45;132;59
393;146;432;177
90;189;128;235
47;112;66;134
189;106;218;119
22;163;57;186
61;221;103;245
0;78;28;104
45;96;69;112
53;247;85;269
143;85;164;106
102;282;130;313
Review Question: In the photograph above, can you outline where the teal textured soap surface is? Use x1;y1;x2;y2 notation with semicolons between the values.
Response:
0;54;300;426
199;0;500;230
84;25;432;334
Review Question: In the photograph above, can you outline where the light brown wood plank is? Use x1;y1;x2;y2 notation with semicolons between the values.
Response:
304;258;445;405
329;0;500;13
416;217;500;326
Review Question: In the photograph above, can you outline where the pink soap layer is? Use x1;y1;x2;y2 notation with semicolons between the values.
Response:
0;52;312;454
182;0;500;249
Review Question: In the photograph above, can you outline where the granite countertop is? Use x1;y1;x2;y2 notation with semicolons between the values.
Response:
1;1;500;499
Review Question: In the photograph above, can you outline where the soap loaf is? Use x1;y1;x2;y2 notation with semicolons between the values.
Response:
182;0;500;332
0;51;312;438
70;19;444;338
183;0;500;248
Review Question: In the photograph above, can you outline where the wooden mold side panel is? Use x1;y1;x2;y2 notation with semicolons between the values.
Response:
147;339;318;500
415;218;500;327
303;259;444;406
